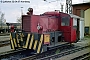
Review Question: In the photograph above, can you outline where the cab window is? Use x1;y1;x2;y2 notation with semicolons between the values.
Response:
61;16;70;26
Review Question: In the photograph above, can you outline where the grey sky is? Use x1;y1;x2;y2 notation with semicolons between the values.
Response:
0;0;89;23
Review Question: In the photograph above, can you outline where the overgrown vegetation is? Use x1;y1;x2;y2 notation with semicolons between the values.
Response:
84;35;90;38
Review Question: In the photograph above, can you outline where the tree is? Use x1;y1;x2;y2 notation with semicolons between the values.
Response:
0;11;6;33
17;17;22;23
17;17;22;29
0;11;5;29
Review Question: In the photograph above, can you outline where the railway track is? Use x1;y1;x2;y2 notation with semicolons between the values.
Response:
0;43;90;60
0;48;35;60
72;52;90;60
0;40;10;47
0;44;76;60
21;45;90;60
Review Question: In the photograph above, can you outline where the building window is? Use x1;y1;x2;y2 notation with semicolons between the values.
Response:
85;27;89;34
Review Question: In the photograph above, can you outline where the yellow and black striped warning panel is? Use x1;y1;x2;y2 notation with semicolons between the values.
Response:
23;33;44;53
37;34;43;53
10;33;14;49
10;32;26;49
19;33;25;47
10;32;44;53
29;33;44;53
32;33;40;50
16;34;20;47
10;33;18;50
29;34;34;49
16;32;25;48
33;40;38;50
23;34;31;48
23;33;33;49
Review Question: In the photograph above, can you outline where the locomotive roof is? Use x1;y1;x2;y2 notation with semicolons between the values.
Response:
69;14;84;21
44;11;84;20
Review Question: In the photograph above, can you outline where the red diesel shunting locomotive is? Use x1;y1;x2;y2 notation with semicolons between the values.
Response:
22;8;76;43
10;8;78;53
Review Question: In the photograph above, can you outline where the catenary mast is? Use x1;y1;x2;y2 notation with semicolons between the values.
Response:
65;0;72;14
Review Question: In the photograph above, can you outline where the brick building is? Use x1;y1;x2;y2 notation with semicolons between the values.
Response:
72;2;90;34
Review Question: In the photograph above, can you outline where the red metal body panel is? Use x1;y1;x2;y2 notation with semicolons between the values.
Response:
22;11;77;43
31;15;39;33
71;29;76;42
60;26;76;43
59;13;76;43
44;11;60;16
70;18;76;42
38;16;58;33
38;16;48;33
22;15;39;33
22;15;31;32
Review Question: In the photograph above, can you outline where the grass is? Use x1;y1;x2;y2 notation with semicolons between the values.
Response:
84;35;90;38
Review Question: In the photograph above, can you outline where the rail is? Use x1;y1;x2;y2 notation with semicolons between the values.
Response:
21;45;90;60
0;43;90;60
0;40;10;47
